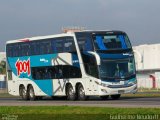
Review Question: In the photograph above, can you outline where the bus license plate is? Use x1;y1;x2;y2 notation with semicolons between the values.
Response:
118;90;125;94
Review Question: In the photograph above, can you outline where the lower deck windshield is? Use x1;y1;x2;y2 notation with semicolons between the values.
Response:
99;57;135;79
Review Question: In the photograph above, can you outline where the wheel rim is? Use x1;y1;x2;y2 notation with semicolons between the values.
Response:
22;88;26;98
29;88;34;98
69;87;74;98
79;87;85;98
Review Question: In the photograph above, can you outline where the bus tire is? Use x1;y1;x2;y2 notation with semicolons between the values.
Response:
66;84;76;101
77;84;86;101
19;86;29;100
111;94;121;100
100;95;109;100
28;85;37;101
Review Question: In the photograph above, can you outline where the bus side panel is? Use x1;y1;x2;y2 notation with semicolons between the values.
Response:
7;73;49;96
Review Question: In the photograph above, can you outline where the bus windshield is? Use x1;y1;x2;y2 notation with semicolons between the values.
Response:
99;57;135;79
92;34;131;50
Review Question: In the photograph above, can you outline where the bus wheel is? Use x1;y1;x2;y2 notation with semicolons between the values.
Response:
28;85;36;101
19;86;28;100
100;95;109;100
77;84;86;101
111;94;121;100
66;84;76;101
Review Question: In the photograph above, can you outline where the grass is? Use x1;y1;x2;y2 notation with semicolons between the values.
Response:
0;93;17;98
0;92;160;120
122;93;160;98
0;106;160;120
138;88;160;92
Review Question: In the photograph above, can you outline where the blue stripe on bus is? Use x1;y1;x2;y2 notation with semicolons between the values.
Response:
72;54;80;68
118;35;127;49
98;53;131;59
84;38;93;51
34;80;53;96
96;36;107;50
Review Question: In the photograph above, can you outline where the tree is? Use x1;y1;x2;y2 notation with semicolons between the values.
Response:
0;61;6;74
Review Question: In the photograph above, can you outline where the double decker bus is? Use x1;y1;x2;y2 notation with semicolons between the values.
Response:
6;30;137;100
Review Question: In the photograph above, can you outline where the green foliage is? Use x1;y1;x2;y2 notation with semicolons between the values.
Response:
0;60;6;74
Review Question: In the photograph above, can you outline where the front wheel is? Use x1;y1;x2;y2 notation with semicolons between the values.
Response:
28;85;37;101
111;94;121;100
77;84;86;101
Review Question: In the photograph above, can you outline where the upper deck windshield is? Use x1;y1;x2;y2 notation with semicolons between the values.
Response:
99;57;136;80
92;33;132;51
75;31;132;52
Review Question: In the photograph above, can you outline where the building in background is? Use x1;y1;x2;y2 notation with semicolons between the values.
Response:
133;44;160;89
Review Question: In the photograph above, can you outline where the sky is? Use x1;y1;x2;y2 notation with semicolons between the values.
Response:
0;0;160;51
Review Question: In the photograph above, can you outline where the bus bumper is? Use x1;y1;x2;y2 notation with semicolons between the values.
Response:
99;84;137;96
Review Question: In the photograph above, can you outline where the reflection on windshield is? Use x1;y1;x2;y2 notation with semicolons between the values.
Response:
99;58;135;79
93;34;131;50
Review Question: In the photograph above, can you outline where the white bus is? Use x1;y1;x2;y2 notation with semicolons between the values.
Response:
6;30;137;100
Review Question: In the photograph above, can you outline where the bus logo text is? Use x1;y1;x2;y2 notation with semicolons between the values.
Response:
15;58;31;76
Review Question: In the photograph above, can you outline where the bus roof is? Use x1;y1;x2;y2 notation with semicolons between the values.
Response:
6;32;74;44
6;30;125;44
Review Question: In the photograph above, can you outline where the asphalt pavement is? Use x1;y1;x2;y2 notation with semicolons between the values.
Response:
0;96;160;108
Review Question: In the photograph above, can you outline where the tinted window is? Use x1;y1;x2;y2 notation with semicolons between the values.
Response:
6;45;13;57
51;37;76;53
55;39;64;53
64;37;76;52
40;41;51;54
75;33;93;51
32;65;82;80
81;53;99;78
20;43;30;56
6;36;76;57
30;42;40;55
13;44;19;57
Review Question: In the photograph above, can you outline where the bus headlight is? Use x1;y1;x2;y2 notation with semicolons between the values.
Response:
128;80;137;86
95;81;109;87
101;89;108;93
101;83;109;87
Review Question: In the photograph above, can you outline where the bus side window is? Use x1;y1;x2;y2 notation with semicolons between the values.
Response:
63;65;82;78
51;40;57;53
13;44;19;57
64;37;76;53
30;42;40;55
69;66;82;78
20;43;30;56
76;33;93;52
40;41;51;54
31;65;82;80
81;54;99;78
56;40;64;53
6;45;13;57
